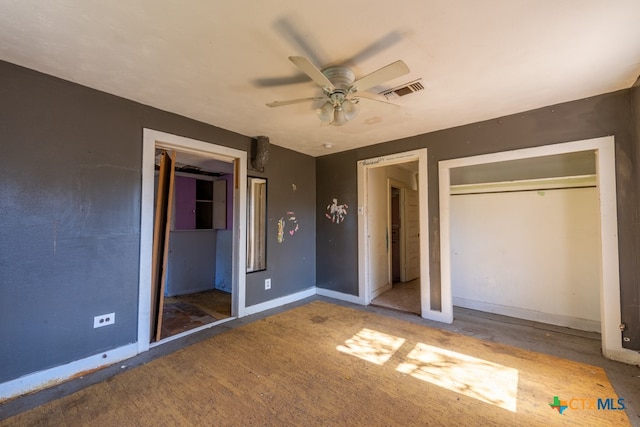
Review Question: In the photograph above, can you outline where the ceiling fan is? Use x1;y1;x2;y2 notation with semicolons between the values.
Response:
266;56;410;126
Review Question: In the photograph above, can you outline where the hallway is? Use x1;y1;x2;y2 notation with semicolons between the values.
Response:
371;279;420;315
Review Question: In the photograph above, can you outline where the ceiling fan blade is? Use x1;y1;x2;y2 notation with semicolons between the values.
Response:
275;18;328;68
266;97;325;108
252;74;313;88
343;31;404;66
354;96;401;112
350;60;410;93
289;56;335;91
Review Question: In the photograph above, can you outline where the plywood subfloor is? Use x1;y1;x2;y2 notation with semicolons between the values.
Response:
2;301;629;426
160;289;232;339
159;302;217;338
165;288;231;319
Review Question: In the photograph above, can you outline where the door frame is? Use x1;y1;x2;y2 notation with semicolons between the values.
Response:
439;136;637;364
138;129;247;352
357;148;432;317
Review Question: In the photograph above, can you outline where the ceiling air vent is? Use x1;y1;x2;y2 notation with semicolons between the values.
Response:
381;79;424;101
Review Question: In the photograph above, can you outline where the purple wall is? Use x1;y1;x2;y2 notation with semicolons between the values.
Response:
174;176;196;230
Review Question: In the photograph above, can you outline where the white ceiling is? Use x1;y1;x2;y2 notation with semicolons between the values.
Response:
2;1;640;157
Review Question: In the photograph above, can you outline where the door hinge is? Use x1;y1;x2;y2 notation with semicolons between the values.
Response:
619;323;631;341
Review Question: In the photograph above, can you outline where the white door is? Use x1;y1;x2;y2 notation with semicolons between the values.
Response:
402;188;420;282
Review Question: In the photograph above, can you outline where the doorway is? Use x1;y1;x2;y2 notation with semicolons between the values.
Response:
370;178;422;314
152;149;235;342
357;149;430;317
139;129;247;352
438;136;635;363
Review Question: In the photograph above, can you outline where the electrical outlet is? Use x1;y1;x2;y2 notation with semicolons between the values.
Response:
94;313;115;328
265;278;271;290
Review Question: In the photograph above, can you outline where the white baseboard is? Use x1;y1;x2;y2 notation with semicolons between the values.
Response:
316;287;364;305
243;287;316;316
603;347;640;365
0;343;138;402
452;297;601;332
167;287;215;297
151;317;236;347
421;308;454;324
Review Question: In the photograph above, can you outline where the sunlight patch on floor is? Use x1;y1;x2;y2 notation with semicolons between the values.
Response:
337;328;519;412
397;342;518;412
336;328;406;365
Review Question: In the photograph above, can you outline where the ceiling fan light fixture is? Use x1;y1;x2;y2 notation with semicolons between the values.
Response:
269;56;409;128
332;106;347;126
342;99;360;121
316;102;334;123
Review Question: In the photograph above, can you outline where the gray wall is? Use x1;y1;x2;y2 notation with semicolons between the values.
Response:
316;89;640;349
629;86;640;347
215;230;233;293
0;60;316;384
166;230;217;296
245;144;316;306
316;153;359;295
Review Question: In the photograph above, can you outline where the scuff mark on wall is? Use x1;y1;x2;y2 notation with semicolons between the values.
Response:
53;219;59;256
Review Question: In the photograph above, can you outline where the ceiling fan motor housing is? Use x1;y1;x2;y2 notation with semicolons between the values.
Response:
322;66;356;91
315;66;359;125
